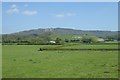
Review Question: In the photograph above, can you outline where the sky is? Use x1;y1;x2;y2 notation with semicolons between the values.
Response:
2;2;118;34
2;0;119;2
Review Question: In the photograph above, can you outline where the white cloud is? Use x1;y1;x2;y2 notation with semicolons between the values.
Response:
55;13;76;18
11;4;17;9
22;10;38;15
66;13;76;16
6;4;19;14
55;14;65;18
6;4;38;15
6;8;19;14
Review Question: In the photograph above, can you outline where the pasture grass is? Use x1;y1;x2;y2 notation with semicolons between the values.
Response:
2;45;118;78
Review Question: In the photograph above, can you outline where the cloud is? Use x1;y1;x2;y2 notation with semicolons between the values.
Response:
6;4;38;15
6;4;19;14
66;13;76;16
55;14;65;18
6;8;19;14
6;6;19;14
55;13;76;18
22;10;38;15
11;4;17;8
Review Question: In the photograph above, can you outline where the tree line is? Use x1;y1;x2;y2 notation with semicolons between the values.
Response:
2;34;119;45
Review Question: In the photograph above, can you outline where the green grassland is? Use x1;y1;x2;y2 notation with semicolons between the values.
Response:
0;45;2;78
59;43;118;49
2;44;118;78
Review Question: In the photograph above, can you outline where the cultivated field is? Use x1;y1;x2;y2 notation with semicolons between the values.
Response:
2;44;118;78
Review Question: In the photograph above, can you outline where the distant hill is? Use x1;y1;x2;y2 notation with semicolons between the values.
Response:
2;28;118;41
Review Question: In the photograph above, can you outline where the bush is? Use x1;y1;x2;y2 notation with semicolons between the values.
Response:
81;35;98;43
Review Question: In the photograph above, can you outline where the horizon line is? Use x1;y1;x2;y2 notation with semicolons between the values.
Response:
2;27;119;34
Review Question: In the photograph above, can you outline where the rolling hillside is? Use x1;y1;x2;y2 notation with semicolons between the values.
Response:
2;28;118;41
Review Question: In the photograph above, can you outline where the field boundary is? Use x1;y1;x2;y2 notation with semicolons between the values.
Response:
38;48;120;51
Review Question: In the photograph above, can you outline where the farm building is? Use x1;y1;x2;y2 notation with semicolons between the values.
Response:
49;41;56;44
97;38;104;42
72;36;82;39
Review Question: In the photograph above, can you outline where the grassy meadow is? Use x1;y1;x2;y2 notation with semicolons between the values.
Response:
2;44;118;78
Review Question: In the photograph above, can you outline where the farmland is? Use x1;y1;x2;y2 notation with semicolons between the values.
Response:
2;44;118;78
2;2;119;78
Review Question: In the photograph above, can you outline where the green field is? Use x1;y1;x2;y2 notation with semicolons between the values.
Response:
2;44;118;78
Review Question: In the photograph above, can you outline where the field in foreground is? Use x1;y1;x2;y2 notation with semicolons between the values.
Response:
2;44;118;78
